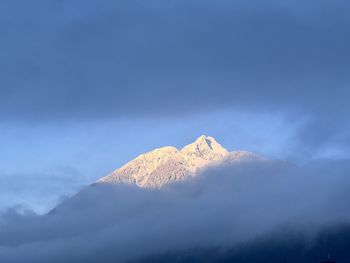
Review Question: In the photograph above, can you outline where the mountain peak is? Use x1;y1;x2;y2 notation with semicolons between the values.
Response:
194;135;213;149
181;135;229;159
98;135;258;188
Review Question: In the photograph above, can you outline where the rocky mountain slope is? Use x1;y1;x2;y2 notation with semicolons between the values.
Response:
98;135;259;188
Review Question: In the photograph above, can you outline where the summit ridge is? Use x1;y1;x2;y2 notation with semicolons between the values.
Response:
98;135;258;188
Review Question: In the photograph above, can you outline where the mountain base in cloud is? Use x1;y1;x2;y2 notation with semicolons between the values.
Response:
1;158;350;262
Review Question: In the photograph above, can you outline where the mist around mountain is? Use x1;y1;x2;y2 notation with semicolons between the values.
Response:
0;137;350;262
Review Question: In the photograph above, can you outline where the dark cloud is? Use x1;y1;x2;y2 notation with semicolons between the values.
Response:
1;0;349;154
0;159;350;262
0;0;349;119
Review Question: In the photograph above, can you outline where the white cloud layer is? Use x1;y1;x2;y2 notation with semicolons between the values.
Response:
1;159;350;262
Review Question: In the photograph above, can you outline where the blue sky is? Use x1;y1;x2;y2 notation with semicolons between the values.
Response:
0;109;344;213
1;0;350;213
0;110;299;212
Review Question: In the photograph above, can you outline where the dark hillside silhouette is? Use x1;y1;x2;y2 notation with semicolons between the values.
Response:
133;224;350;263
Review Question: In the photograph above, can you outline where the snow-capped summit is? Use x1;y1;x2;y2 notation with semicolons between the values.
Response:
98;135;259;188
181;135;229;173
182;135;229;159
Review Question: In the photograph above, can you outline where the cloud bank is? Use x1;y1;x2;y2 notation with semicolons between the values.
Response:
0;0;349;119
1;159;350;262
1;0;349;155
